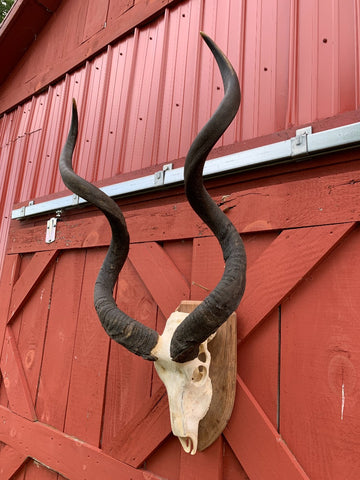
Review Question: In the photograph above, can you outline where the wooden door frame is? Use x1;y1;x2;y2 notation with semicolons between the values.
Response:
1;152;360;478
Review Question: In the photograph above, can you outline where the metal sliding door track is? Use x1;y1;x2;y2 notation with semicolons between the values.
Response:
12;121;360;220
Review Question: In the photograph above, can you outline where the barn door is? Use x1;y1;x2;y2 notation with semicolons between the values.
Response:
1;157;360;479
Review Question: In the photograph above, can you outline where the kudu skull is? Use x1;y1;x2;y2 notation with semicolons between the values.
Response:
59;32;246;454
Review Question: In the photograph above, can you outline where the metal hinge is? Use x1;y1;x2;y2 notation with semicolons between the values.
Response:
154;163;173;186
291;126;312;157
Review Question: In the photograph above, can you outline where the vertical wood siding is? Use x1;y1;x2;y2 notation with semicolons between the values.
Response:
0;0;360;274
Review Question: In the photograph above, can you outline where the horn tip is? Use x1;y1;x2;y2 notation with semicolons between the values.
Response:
199;31;212;47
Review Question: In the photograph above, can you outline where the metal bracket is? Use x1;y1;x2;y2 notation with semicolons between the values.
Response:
18;200;35;218
291;126;312;157
45;218;58;244
154;163;173;186
45;211;62;244
72;193;80;205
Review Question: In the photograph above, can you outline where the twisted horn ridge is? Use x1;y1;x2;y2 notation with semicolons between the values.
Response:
59;33;245;364
170;32;246;362
59;100;159;361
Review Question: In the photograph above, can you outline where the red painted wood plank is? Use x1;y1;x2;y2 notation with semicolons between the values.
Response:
101;342;154;458
1;327;36;420
238;233;280;427
21;460;58;480
64;248;110;446
144;436;182;479
14;262;55;406
179;437;223;479
0;379;8;411
0;0;57;86
108;386;171;468
129;242;189;319
225;168;360;234
237;308;279;428
225;376;309;480
0;445;27;478
0;406;163;480
190;237;223;301
280;227;360;479
191;233;280;444
237;223;355;341
36;250;86;430
8;250;58;323
223;440;249;479
108;0;135;22
191;236;279;429
102;259;157;456
0;254;21;354
82;0;108;43
163;239;193;284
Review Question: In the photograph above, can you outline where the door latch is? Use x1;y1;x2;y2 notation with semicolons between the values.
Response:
45;218;58;244
45;210;62;244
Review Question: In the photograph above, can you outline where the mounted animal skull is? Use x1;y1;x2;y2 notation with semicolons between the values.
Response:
59;33;246;454
152;310;216;454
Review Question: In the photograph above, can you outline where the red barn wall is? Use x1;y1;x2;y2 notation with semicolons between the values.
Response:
0;1;360;478
0;0;360;274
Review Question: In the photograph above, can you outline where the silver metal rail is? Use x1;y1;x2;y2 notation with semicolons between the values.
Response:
12;121;360;220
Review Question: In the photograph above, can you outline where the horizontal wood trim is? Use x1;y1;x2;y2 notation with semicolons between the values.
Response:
0;405;164;480
7;163;360;255
225;376;309;479
237;222;356;341
228;165;360;234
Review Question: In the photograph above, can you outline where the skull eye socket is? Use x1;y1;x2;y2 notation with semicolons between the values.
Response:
197;351;207;362
192;364;207;382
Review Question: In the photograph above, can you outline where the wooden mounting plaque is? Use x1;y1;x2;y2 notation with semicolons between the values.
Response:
176;300;237;452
